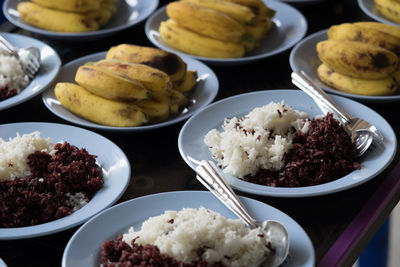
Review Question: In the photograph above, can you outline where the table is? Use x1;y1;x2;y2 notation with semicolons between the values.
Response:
0;0;399;266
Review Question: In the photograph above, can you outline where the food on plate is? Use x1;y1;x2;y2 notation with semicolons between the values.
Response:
75;65;151;102
316;22;400;95
105;44;187;82
317;64;398;96
17;0;119;32
101;207;274;266
316;40;398;79
204;102;360;187
159;0;275;58
54;83;148;127
55;44;198;126
0;47;30;101
0;131;103;227
374;0;400;24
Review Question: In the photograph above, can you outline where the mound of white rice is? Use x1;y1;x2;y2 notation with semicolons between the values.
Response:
0;47;29;92
123;207;272;267
204;101;309;178
0;131;55;181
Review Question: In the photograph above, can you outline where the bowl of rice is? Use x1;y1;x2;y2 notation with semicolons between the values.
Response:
0;32;61;111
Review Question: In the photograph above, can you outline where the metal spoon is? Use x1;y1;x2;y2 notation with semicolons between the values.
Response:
190;157;290;267
0;34;40;79
291;70;375;157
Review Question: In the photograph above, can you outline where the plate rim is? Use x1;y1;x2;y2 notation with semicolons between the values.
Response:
144;0;308;66
41;51;219;132
62;190;316;267
2;0;159;40
0;32;61;111
178;89;397;197
289;28;400;102
358;0;400;27
0;122;131;240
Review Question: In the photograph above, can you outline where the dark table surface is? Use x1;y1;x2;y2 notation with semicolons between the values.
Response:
0;0;400;266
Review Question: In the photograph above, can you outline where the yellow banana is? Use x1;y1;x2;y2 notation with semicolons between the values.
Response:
135;99;171;123
94;60;172;93
173;70;198;93
31;0;100;13
75;65;151;102
182;0;255;24
101;1;118;15
17;2;99;32
354;22;400;40
159;19;245;58
106;44;187;82
167;1;245;43
86;7;113;26
316;40;398;79
327;23;400;56
244;16;272;41
54;83;148;127
317;63;398;96
152;89;188;114
219;0;274;17
374;0;400;24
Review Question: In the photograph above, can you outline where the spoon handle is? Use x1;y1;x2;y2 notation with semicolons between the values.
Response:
291;70;351;124
195;160;258;229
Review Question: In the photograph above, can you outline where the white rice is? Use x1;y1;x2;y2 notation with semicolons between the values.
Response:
204;101;309;178
0;47;29;93
0;131;55;181
123;207;272;267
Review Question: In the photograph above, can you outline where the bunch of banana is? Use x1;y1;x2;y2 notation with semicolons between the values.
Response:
55;45;198;127
374;0;400;24
315;22;400;96
158;0;275;58
17;0;119;32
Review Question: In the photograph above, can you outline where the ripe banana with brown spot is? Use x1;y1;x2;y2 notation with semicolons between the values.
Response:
75;65;151;102
173;70;198;93
219;0;274;17
317;63;398;96
54;82;148;127
135;99;171;123
152;89;189;114
317;40;398;79
354;22;400;40
31;0;100;13
86;7;113;26
244;16;272;41
94;60;172;93
167;1;245;43
182;0;255;25
374;0;400;24
159;19;245;58
327;23;400;56
17;2;99;32
106;44;187;82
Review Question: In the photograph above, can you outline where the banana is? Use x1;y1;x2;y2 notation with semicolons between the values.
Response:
317;63;398;96
354;22;400;40
94;60;172;93
167;1;245;43
173;70;198;93
374;0;400;24
182;0;255;24
86;7;113;26
219;0;273;17
135;99;170;123
31;0;100;13
159;19;245;58
106;44;187;82
244;16;272;41
54;82;148;127
152;89;188;114
75;65;151;101
327;23;400;56
17;2;99;32
101;1;118;15
316;40;398;79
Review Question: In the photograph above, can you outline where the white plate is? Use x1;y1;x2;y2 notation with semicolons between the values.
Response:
289;29;400;103
358;0;400;27
2;0;159;41
0;32;61;111
42;51;219;132
145;0;307;66
178;90;397;197
62;191;315;267
0;122;131;240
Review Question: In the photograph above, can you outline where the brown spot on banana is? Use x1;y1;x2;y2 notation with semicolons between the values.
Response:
142;54;180;77
371;53;390;68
